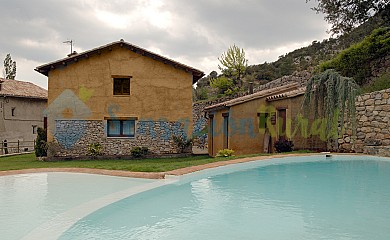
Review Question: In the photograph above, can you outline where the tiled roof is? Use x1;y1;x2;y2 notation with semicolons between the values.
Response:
266;87;306;101
35;39;205;84
0;78;48;99
205;83;299;111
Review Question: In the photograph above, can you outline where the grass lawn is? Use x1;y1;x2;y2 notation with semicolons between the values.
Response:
0;151;311;173
0;153;242;172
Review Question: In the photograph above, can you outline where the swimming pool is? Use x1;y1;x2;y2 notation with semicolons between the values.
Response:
59;155;390;240
2;155;390;239
0;172;163;240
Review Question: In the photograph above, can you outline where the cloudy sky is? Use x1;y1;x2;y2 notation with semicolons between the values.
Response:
0;0;329;89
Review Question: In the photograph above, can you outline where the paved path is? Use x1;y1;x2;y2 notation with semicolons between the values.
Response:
0;153;339;179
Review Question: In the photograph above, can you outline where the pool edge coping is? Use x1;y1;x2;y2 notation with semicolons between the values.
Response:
0;153;380;179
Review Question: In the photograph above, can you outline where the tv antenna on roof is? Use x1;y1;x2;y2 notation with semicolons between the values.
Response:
63;40;74;54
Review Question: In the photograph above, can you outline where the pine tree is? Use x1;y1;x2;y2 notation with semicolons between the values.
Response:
3;53;16;79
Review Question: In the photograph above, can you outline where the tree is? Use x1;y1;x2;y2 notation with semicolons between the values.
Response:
307;0;389;35
209;70;218;79
302;69;359;146
193;86;208;101
3;53;16;79
210;76;234;95
218;44;248;87
35;127;47;157
319;27;390;85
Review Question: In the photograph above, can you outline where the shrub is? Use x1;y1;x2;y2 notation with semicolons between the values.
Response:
274;139;294;153
46;142;61;158
35;127;47;157
193;86;209;101
210;76;234;94
216;149;235;157
87;143;102;156
361;73;390;93
172;135;193;153
319;27;390;85
131;147;149;158
224;87;240;96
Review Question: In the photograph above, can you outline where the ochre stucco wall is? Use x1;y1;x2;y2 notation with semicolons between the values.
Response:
208;110;228;156
228;98;267;155
208;95;327;156
47;46;194;140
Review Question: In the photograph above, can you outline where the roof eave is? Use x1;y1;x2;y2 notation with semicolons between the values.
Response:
35;40;205;82
204;105;229;112
1;94;47;100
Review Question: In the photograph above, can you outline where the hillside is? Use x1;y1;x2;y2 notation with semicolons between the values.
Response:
195;5;390;101
244;5;390;84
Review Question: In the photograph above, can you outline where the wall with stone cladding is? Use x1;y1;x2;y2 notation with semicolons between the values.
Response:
192;96;238;148
50;120;187;158
339;88;390;157
192;71;312;148
254;71;311;91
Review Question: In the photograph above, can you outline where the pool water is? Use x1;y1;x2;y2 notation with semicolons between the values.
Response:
59;155;390;240
0;172;157;240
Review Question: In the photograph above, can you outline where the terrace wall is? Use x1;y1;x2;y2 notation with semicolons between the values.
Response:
339;88;390;157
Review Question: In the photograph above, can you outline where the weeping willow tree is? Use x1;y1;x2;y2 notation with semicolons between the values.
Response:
302;69;359;148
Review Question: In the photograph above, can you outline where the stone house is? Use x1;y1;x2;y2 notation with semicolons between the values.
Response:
0;78;47;154
35;39;204;158
204;83;326;156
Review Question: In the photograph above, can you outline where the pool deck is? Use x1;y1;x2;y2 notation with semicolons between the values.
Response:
0;153;363;179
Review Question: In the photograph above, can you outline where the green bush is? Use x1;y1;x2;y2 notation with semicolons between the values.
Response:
131;147;149;158
35;127;47;157
210;76;233;94
319;27;390;85
193;86;209;101
172;135;193;153
362;73;390;93
274;139;294;153
224;87;240;96
216;149;235;157
87;143;103;156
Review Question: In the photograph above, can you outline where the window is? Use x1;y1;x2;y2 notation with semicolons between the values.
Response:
258;113;269;129
113;77;131;95
107;120;135;137
11;107;15;116
32;125;37;134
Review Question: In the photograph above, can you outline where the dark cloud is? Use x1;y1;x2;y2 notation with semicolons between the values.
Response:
0;0;329;88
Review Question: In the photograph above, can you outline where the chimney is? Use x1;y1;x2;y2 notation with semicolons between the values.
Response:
0;79;4;91
249;82;254;94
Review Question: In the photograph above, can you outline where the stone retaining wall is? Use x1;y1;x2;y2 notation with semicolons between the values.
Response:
254;71;310;91
339;88;390;157
50;120;188;158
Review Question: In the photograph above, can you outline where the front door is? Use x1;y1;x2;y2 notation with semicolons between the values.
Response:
222;113;229;149
209;115;214;156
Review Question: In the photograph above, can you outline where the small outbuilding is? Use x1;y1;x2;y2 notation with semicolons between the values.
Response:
204;83;326;156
